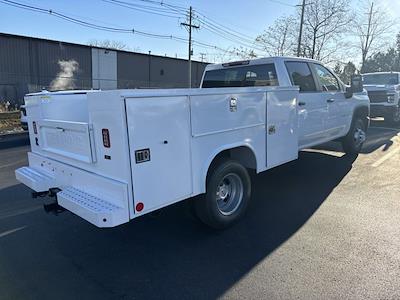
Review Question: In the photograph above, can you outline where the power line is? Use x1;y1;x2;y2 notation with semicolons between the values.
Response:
116;0;268;54
199;21;266;53
0;0;183;38
102;0;269;57
267;0;296;7
101;0;184;18
194;11;259;45
0;0;245;60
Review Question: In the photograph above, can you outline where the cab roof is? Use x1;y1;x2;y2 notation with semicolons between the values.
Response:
205;56;322;71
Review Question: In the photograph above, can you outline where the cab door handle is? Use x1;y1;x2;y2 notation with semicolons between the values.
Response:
298;101;306;106
327;99;335;103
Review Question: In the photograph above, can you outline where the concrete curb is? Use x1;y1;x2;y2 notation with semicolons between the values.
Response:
0;132;30;150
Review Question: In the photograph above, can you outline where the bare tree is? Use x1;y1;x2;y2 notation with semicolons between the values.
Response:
87;39;138;51
254;0;351;62
232;47;258;59
301;0;352;61
256;16;297;56
353;0;394;72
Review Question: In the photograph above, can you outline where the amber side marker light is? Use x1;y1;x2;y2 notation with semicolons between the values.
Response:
102;129;111;148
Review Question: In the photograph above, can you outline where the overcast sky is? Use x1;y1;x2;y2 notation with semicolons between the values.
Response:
1;0;399;63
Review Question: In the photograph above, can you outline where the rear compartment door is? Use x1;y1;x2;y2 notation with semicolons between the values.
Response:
125;96;192;214
38;119;96;163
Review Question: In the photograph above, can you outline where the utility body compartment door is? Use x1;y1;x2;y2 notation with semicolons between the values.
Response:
38;119;96;163
266;89;299;169
125;96;192;214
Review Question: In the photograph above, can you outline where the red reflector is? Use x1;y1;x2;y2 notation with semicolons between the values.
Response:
136;202;144;212
33;121;37;134
102;129;111;148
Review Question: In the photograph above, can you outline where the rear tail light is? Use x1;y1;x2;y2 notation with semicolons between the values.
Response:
102;129;111;148
33;121;37;134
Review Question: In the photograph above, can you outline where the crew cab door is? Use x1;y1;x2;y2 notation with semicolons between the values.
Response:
311;63;351;139
285;61;328;149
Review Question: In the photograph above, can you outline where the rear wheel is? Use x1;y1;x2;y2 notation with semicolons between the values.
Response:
195;159;251;229
342;117;366;154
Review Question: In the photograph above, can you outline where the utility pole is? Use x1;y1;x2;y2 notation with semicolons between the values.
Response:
362;1;374;71
200;53;206;62
181;6;199;88
297;0;306;57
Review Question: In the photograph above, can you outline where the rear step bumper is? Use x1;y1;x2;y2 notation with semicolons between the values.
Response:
15;166;55;192
57;187;126;227
15;152;131;228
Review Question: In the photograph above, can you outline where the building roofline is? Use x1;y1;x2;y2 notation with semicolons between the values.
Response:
0;31;207;64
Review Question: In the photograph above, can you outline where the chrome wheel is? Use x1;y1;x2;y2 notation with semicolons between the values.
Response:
216;173;243;216
353;122;366;148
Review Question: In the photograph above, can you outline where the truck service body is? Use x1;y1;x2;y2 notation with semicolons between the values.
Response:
15;57;370;229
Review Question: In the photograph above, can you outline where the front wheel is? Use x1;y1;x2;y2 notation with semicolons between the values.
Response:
389;106;400;125
342;117;367;154
194;159;251;229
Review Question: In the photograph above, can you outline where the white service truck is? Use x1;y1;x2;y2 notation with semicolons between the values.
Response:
15;57;369;229
362;72;400;124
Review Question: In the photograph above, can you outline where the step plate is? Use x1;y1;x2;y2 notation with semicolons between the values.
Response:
15;167;55;192
57;186;126;227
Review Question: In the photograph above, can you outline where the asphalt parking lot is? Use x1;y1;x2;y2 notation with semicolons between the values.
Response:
0;121;399;300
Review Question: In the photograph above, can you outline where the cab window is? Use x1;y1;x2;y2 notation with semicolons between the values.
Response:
285;61;317;92
312;64;340;92
202;64;279;88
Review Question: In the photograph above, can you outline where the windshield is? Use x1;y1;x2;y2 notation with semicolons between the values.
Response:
202;64;279;88
363;74;399;85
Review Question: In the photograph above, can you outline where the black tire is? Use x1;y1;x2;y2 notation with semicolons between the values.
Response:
389;107;400;125
342;117;367;154
194;159;251;229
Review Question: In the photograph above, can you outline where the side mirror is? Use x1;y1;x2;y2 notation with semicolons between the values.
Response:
345;86;353;99
351;75;363;93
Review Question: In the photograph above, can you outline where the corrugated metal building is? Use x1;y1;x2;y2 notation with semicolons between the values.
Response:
0;33;208;106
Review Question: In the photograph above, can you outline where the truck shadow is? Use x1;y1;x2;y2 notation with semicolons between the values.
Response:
312;125;399;154
0;151;357;299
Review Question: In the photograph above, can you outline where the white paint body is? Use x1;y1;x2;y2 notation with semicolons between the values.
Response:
16;57;369;228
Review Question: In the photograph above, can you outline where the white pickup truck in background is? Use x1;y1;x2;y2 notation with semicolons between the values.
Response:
15;57;369;229
362;72;400;124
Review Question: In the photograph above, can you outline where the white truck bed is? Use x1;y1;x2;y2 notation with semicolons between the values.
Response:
16;87;299;227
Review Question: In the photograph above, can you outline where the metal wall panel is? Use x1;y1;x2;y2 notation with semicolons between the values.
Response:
0;35;31;103
117;52;207;89
0;33;208;106
92;48;117;90
0;34;92;104
35;40;92;89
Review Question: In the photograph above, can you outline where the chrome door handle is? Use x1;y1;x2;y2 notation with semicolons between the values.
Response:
327;99;335;103
298;101;306;106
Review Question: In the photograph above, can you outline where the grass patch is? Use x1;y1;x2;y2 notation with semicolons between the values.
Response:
0;112;23;135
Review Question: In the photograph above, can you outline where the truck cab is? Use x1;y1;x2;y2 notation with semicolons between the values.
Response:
362;72;400;124
201;57;370;151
